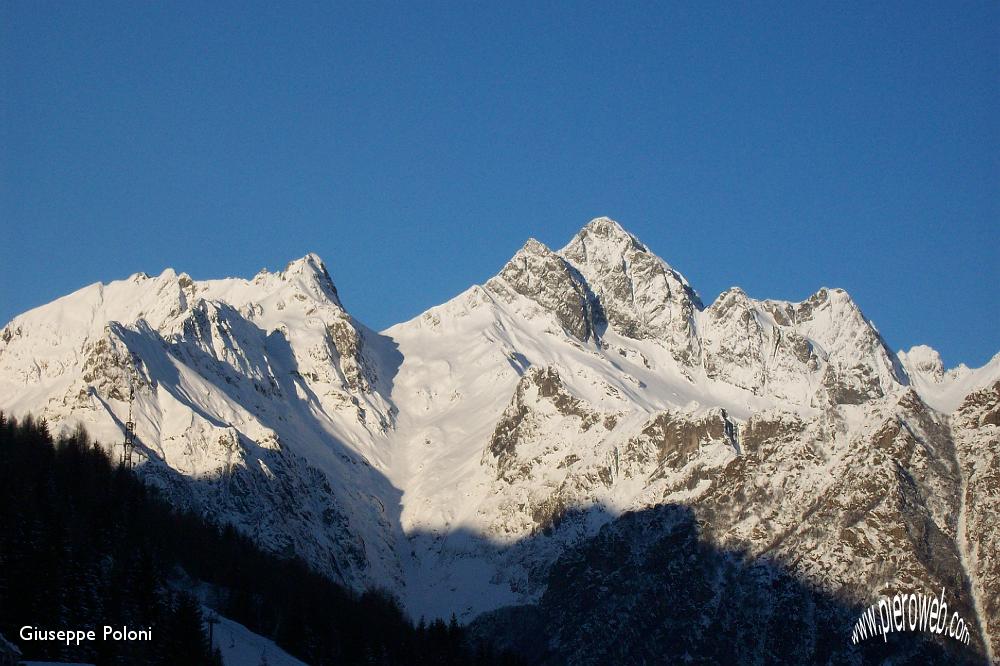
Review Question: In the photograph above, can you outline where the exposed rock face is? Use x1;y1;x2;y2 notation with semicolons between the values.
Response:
470;381;993;663
700;286;904;406
621;408;737;479
701;288;771;393
80;326;146;402
323;316;374;393
483;366;617;536
953;382;1000;662
486;239;597;341
482;219;906;410
559;217;702;366
692;392;974;616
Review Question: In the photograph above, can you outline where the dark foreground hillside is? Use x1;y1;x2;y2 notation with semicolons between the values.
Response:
468;504;982;665
0;413;521;665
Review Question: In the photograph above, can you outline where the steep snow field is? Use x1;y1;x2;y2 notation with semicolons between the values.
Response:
204;608;307;666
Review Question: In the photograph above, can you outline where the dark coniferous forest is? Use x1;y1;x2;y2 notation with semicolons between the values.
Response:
0;413;522;665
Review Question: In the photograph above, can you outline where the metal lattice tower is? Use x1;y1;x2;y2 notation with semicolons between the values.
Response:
121;378;136;469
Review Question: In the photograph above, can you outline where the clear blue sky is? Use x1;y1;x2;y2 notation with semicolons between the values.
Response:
2;2;997;367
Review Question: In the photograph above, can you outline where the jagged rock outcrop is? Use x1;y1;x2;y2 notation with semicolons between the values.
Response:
700;286;905;406
486;239;598;341
953;381;1000;662
620;408;737;479
559;217;702;366
482;366;618;536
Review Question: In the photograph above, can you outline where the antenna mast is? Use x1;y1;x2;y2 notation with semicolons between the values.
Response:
121;367;137;469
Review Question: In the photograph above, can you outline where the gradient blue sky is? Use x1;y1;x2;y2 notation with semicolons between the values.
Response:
2;2;997;366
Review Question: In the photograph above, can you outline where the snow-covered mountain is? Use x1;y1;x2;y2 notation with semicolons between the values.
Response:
1;217;997;662
0;254;404;591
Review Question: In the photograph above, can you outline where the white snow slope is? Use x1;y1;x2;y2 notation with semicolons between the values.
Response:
204;607;307;666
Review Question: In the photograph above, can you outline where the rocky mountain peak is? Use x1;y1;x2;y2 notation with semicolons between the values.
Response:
558;219;702;364
796;286;859;318
569;216;646;252
710;286;751;309
283;251;326;274
519;237;550;255
485;239;598;341
279;253;342;307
